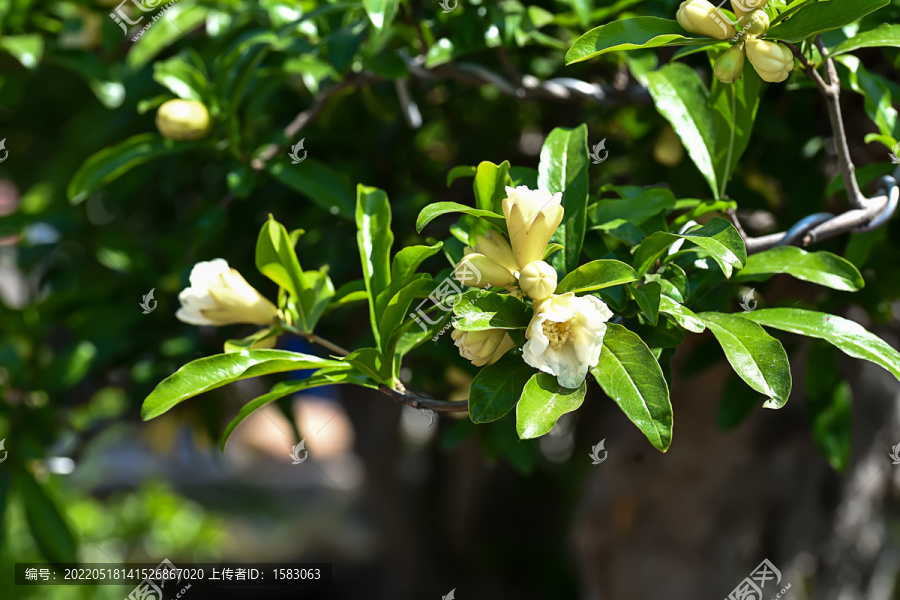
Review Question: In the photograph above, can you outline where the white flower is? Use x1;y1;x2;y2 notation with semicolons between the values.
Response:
176;259;280;326
502;185;564;270
523;293;613;388
451;328;517;367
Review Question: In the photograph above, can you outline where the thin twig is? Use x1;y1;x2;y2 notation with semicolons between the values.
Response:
377;384;469;413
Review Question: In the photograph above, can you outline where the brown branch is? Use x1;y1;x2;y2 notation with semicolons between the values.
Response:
378;384;469;413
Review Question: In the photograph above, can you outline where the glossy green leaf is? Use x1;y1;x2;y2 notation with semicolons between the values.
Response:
68;134;205;204
152;52;209;102
447;165;476;186
766;0;889;43
658;296;705;333
344;348;392;385
469;352;537;423
710;62;760;198
699;312;792;408
587;187;676;226
362;0;399;29
645;64;718;198
566;17;706;64
592;323;672;451
267;158;354;218
256;216;308;313
416;202;508;233
390;243;443;291
556;260;639;294
831;24;900;56
538;125;590;272
516;374;586;439
742;308;900;382
734;246;864;291
357;185;394;345
632;218;746;277
220;368;358;451
299;269;335;332
631;282;661;326
19;470;77;564
142;350;344;420
474;161;512;214
127;3;210;68
452;290;532;331
379;277;432;357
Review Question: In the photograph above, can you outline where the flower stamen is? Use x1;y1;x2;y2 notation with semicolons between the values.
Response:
542;318;577;348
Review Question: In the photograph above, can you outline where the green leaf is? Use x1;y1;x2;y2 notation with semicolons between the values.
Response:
19;470;77;564
256;216;308;312
538;125;590;272
220;369;356;451
566;17;707;64
379;277;432;357
587;187;676;226
447;165;477;186
267;158;354;219
556;260;639;294
591;323;673;451
632;218;747;277
299;269;335;332
0;35;43;69
469;352;537;423
766;0;890;43
645;64;718;198
344;348;392;384
152;52;209;102
837;55;898;140
631;282;661;326
362;0;399;29
127;3;210;68
734;246;864;291
831;24;900;56
699;312;792;408
452;290;532;331
224;327;280;353
68;134;205;204
416;202;508;233
474;161;512;214
658;296;705;333
142;350;345;420
516;374;586;439
357;185;394;345
710;62;761;198
390;243;443;291
741;308;900;382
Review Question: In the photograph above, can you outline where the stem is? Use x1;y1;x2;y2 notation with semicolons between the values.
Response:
281;324;350;357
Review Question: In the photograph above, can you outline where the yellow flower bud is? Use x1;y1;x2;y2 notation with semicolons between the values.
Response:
714;45;746;84
455;253;517;288
501;186;564;270
676;0;736;40
177;259;280;326
156;99;211;141
742;9;770;35
518;260;557;302
731;0;768;22
451;328;517;367
474;230;519;274
745;37;794;83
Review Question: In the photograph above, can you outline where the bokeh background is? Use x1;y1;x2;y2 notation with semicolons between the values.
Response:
2;0;900;598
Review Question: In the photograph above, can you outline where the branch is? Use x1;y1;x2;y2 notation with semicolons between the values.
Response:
377;384;469;413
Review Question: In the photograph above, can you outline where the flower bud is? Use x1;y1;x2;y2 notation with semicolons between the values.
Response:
475;230;519;274
502;186;564;270
177;259;280;326
745;37;794;83
518;260;558;302
714;45;746;84
676;0;736;41
455;253;517;288
742;9;770;35
451;328;517;367
731;0;768;22
156;99;211;141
